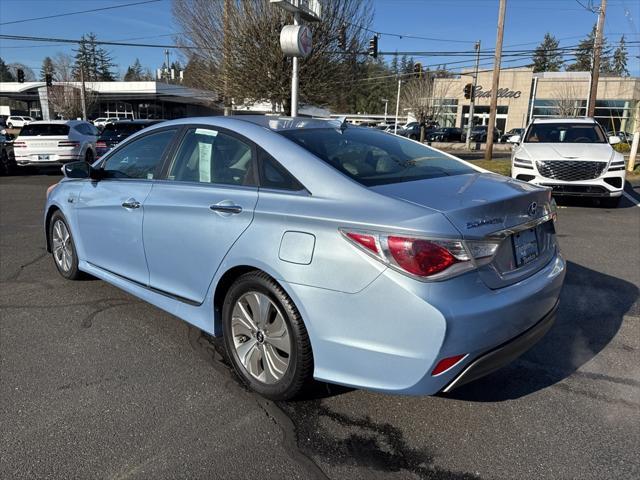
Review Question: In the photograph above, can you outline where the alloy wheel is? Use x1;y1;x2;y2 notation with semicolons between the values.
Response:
230;291;291;384
52;219;73;272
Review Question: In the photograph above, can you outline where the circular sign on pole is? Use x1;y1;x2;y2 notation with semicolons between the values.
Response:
280;25;313;57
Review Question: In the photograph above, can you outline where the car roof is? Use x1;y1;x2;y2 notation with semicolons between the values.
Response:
28;120;88;125
106;119;165;125
531;117;597;124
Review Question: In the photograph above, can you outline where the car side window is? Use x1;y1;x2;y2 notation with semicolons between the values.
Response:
258;148;304;191
168;128;256;186
102;129;176;179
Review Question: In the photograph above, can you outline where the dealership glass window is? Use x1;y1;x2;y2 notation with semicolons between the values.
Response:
532;98;635;133
432;98;458;127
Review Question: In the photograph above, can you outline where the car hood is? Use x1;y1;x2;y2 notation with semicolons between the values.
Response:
519;143;614;162
370;172;551;239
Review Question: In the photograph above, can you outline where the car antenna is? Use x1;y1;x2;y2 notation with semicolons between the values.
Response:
330;116;348;134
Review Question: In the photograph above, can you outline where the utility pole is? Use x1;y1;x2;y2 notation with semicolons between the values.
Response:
394;78;401;134
466;40;481;150
223;0;232;116
587;0;607;117
484;0;507;161
80;67;87;121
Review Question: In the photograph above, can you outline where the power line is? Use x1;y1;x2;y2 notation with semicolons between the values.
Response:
0;0;162;26
343;21;476;44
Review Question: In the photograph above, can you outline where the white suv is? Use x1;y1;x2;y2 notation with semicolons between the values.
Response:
6;116;34;129
14;120;98;168
511;118;626;208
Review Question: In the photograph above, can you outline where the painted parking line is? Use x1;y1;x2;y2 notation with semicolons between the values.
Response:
622;190;640;207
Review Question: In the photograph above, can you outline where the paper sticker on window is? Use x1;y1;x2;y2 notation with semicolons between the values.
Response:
199;142;212;182
196;128;218;137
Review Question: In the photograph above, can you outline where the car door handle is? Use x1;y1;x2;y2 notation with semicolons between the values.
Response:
209;204;242;214
122;198;141;209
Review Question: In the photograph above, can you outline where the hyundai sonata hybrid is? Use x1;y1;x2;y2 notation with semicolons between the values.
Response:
45;116;566;400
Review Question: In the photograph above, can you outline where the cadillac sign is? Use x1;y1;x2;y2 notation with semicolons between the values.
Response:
473;85;522;99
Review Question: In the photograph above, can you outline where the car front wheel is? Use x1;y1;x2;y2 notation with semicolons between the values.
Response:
49;211;83;280
222;271;313;400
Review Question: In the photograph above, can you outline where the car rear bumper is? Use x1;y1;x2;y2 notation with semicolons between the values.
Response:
441;301;557;392
16;154;82;167
282;250;566;396
512;165;625;197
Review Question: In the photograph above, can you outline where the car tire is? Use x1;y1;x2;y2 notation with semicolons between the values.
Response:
409;134;417;140
601;196;621;208
7;123;12;129
0;150;14;175
85;148;94;164
49;211;84;280
222;271;313;400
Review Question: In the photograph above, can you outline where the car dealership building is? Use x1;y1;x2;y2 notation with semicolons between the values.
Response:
433;68;639;134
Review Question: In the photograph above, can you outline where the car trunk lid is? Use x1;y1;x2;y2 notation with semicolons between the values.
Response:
370;172;557;288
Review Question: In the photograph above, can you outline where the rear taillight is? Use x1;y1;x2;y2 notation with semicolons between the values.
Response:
13;141;26;148
96;141;107;149
58;140;80;148
340;229;500;280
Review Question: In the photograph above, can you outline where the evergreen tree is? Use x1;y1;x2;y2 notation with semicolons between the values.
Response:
123;58;144;81
73;33;115;81
0;57;14;82
40;56;55;81
611;35;629;77
566;24;611;73
532;33;564;72
390;54;399;76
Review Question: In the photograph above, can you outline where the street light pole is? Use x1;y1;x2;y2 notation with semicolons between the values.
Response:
291;12;300;117
394;78;401;134
381;98;389;123
466;40;481;150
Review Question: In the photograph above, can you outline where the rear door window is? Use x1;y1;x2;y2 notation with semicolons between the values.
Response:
19;124;70;136
168;128;256;186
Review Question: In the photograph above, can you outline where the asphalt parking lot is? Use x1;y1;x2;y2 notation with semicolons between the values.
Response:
1;173;639;480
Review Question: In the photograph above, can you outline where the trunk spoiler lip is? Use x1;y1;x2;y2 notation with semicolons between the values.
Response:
482;212;554;240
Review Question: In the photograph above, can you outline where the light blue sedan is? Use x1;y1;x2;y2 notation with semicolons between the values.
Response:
44;116;566;400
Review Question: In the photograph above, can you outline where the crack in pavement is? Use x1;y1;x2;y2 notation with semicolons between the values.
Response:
3;249;49;281
187;327;330;480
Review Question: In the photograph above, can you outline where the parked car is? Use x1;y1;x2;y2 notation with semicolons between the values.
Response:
511;117;625;208
427;127;463;142
500;128;525;143
6;115;34;129
45;116;565;400
96;119;165;158
464;125;501;143
92;117;121;129
14;120;98;168
399;123;437;141
0;131;16;175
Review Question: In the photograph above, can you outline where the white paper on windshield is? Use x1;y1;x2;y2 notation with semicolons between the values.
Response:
198;142;212;182
195;128;218;137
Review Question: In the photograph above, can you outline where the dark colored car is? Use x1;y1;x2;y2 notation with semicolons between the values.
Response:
427;127;463;142
0;131;16;175
500;128;525;143
96;120;165;158
400;123;438;141
464;125;501;143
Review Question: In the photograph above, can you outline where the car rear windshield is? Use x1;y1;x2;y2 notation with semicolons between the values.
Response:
19;124;69;136
100;123;149;140
524;123;606;143
279;127;474;186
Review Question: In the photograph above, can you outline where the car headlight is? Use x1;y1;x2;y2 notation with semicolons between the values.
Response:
513;157;533;169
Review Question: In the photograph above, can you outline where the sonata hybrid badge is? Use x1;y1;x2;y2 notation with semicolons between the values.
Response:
466;217;504;229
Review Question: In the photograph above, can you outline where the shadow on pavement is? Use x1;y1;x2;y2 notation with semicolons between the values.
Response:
445;260;637;402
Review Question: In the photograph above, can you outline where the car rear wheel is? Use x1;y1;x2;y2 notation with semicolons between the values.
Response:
222;271;313;400
85;149;94;164
49;211;83;280
7;123;13;129
0;151;14;175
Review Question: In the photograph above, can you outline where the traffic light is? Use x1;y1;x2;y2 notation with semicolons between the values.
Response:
368;34;378;59
338;24;346;50
413;62;422;79
45;74;53;87
463;83;473;100
17;68;25;83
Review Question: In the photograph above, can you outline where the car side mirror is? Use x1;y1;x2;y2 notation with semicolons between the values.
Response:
509;135;521;145
608;135;621;145
62;161;93;179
